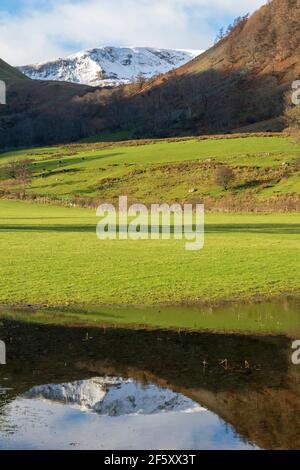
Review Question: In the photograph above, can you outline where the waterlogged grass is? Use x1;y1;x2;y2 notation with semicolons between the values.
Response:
0;136;299;202
0;200;299;308
1;302;299;335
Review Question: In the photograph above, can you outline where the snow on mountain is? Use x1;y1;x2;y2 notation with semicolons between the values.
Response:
18;46;203;87
24;377;204;416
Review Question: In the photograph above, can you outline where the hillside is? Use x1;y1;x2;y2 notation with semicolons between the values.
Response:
176;0;300;80
115;0;300;136
19;47;201;87
0;135;299;211
0;59;112;149
0;58;27;82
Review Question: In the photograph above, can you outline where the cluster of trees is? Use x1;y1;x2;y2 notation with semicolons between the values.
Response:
215;14;249;44
105;67;284;137
0;79;114;149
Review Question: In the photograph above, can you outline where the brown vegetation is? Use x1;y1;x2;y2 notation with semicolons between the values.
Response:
214;165;235;190
114;0;300;137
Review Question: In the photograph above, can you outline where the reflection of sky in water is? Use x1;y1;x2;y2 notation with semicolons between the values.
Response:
0;379;256;450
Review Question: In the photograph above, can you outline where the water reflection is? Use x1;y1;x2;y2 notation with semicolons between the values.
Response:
24;377;203;415
0;318;299;449
0;384;254;450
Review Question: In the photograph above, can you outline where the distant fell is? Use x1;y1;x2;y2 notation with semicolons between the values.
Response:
0;58;28;83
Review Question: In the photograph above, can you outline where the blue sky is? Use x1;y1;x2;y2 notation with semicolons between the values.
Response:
0;0;267;65
0;0;50;14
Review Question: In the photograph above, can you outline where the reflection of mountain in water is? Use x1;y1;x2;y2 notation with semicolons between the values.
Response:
24;378;203;416
0;319;300;449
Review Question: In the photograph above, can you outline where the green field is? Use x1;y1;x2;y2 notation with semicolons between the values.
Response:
0;199;299;308
0;135;299;319
0;135;299;206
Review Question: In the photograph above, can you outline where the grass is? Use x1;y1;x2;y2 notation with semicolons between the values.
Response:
0;199;299;308
0;58;27;82
0;135;299;205
0;135;299;327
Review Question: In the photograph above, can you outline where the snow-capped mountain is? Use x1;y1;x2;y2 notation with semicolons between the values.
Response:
24;377;204;416
18;46;202;87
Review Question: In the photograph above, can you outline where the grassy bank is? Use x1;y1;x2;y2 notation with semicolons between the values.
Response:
0;200;299;307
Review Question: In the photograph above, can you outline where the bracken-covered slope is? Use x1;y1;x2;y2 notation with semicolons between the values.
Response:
119;0;300;136
178;0;300;79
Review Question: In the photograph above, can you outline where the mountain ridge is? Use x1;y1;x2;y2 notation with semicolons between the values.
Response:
18;46;202;87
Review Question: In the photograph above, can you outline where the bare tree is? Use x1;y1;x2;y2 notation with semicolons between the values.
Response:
135;73;147;91
7;160;19;179
215;27;225;44
214;165;235;190
17;160;32;197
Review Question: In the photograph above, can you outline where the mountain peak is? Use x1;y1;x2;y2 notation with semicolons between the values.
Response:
19;46;203;87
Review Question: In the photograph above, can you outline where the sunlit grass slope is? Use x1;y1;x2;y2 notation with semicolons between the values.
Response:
0;136;299;204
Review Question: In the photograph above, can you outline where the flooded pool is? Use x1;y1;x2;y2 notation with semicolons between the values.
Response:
0;376;255;450
0;306;299;450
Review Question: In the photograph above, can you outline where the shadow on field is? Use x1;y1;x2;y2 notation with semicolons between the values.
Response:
32;152;125;172
0;223;299;234
205;223;300;234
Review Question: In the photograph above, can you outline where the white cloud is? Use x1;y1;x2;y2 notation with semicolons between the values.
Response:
0;0;267;65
